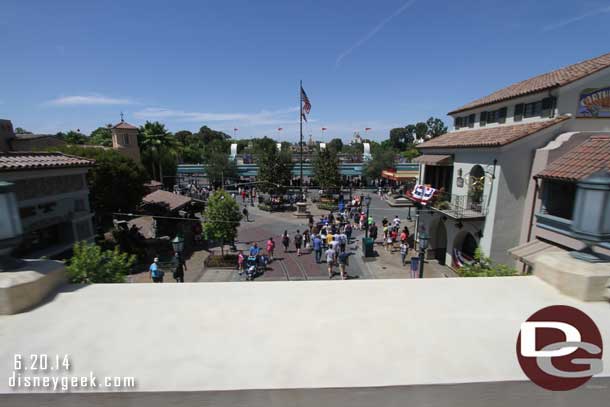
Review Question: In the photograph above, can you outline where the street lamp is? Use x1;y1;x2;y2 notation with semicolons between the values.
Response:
570;171;610;262
364;195;372;239
171;235;185;254
418;230;429;278
0;181;24;272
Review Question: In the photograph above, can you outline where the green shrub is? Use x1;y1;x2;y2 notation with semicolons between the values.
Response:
317;203;338;211
457;248;517;277
258;204;272;212
66;242;136;283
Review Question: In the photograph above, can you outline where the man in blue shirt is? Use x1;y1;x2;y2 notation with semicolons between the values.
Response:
312;235;323;264
249;242;260;257
149;257;163;283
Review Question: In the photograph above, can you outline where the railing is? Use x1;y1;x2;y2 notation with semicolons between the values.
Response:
429;191;488;219
535;212;572;235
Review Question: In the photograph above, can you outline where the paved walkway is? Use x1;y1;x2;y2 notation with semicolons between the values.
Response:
199;192;457;282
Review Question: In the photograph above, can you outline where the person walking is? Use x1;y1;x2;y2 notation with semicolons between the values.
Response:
400;241;408;266
266;238;275;261
344;222;352;242
331;236;341;264
242;206;249;222
338;231;347;253
385;235;393;252
338;251;349;280
313;234;323;264
369;222;378;242
237;250;245;275
294;230;303;256
282;231;290;253
241;189;246;203
400;228;407;244
149;257;164;283
325;246;336;279
173;253;186;283
326;230;334;252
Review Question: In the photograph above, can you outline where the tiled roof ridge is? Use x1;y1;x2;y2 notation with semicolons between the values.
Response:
449;52;610;114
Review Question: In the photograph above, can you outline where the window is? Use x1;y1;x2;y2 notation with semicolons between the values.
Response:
123;134;130;145
486;107;507;124
542;180;576;220
524;100;543;118
468;114;475;128
515;97;556;120
514;104;524;122
480;111;487;126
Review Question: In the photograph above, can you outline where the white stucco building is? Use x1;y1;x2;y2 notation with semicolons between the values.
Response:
413;52;610;268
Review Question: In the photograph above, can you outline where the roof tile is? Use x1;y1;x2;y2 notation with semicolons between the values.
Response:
536;135;610;182
449;52;610;114
0;152;93;171
417;116;569;150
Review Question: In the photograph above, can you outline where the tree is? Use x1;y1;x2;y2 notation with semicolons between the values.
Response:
61;130;88;144
313;148;341;191
15;127;32;134
414;122;428;141
89;126;113;147
174;130;193;145
257;141;293;194
426;117;448;138
457;248;517;277
67;242;136;283
327;138;344;153
203;190;242;255
389;127;414;150
364;145;395;179
138;121;179;182
47;145;148;218
203;139;237;186
197;125;231;144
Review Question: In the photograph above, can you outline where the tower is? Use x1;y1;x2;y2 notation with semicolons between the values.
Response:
111;115;141;163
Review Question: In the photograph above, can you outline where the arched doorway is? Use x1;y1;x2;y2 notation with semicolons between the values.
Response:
468;165;485;209
452;231;479;268
433;220;448;265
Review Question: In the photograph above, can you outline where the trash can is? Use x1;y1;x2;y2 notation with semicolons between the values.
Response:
362;237;375;257
410;257;420;279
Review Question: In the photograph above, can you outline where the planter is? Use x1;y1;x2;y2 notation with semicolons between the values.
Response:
204;254;238;269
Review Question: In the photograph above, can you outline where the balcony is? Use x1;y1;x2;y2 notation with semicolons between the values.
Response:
535;212;572;235
429;191;488;220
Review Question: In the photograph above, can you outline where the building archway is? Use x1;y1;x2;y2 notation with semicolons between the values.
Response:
452;230;479;267
468;165;485;207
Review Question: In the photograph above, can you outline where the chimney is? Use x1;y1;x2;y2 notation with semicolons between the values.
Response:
0;119;16;152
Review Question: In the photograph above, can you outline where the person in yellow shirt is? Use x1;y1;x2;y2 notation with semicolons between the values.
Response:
326;232;334;248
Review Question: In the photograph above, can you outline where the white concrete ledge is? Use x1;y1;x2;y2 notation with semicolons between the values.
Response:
0;260;66;315
533;252;610;301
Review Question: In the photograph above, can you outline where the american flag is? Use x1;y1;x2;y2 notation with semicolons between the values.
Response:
233;128;239;131
301;86;311;121
321;127;327;131
277;128;283;131
365;127;372;131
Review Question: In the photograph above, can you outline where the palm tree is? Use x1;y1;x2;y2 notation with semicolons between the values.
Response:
138;121;180;183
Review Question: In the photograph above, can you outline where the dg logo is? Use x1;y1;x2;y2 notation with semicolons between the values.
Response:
516;305;604;391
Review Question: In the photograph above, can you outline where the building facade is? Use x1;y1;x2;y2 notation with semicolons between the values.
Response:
0;152;95;258
111;120;141;163
414;52;610;268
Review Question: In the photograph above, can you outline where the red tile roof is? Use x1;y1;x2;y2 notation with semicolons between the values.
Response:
0;152;94;171
449;52;610;114
536;135;610;182
417;116;569;150
142;190;192;211
113;121;138;130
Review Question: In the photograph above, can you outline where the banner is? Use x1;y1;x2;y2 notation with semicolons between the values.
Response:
577;86;610;117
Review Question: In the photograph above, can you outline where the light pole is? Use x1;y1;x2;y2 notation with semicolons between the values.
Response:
171;235;185;255
418;230;429;278
364;195;372;239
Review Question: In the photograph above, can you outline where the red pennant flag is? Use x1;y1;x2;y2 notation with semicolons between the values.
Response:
277;128;283;131
365;127;372;131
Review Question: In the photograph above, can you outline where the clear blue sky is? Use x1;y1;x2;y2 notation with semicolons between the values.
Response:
1;0;610;141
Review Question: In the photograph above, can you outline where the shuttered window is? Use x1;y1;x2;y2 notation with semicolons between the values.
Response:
498;107;508;124
480;111;487;126
468;114;475;127
541;97;556;117
514;104;524;122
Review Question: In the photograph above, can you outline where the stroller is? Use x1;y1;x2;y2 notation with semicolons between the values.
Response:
245;256;261;281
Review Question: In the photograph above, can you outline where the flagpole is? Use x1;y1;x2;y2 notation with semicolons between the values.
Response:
299;80;304;199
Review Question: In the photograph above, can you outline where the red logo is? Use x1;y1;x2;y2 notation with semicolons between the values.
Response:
516;305;603;391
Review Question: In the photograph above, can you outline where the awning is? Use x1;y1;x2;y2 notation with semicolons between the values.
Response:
412;154;453;166
509;239;564;266
381;170;419;182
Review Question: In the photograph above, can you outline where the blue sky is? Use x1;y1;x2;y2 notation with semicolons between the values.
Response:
1;0;610;141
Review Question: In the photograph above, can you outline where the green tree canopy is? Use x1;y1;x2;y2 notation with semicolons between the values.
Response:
203;190;242;255
256;141;293;194
60;130;88;144
15;127;32;134
138;121;179;182
47;145;148;217
67;242;135;283
426;117;448;138
203;139;237;186
327;138;344;153
364;145;396;179
197;125;231;144
313;148;341;191
89;126;113;147
389;127;414;150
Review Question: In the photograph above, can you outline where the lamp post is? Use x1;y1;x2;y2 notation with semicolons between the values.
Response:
418;230;429;278
171;235;185;255
0;182;24;272
364;195;372;239
569;171;610;263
